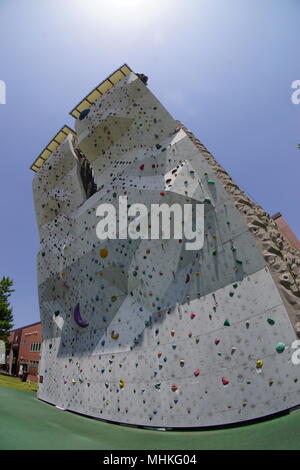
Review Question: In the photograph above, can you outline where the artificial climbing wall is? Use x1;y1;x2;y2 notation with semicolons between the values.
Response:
33;70;300;428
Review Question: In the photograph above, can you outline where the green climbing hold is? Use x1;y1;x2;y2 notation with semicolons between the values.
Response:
212;249;217;256
267;318;275;325
224;319;231;326
207;180;215;184
275;342;285;353
235;259;243;265
232;283;238;288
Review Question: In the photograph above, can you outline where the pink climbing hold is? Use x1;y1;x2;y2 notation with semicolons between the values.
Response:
194;368;200;377
214;338;220;345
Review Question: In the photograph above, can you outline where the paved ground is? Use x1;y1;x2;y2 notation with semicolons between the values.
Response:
0;386;300;450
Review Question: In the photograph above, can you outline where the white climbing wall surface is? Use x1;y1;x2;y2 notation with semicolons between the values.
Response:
32;66;300;428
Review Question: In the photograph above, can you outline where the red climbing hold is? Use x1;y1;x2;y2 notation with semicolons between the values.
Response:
139;164;144;171
221;377;230;386
190;313;196;319
214;338;220;345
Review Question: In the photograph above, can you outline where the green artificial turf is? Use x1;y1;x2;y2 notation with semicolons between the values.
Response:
0;386;300;450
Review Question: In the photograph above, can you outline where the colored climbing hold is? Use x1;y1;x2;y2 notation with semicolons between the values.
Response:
256;360;264;369
73;303;89;328
194;368;200;377
119;379;125;389
79;108;90;120
221;377;230;386
275;342;286;353
224;319;231;327
190;313;196;319
267;318;275;325
111;331;119;340
171;385;178;392
214;338;220;345
99;248;108;258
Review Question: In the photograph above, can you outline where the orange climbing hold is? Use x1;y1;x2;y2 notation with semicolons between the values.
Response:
99;249;108;258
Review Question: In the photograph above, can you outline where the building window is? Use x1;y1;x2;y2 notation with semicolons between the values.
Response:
30;343;41;352
29;360;39;368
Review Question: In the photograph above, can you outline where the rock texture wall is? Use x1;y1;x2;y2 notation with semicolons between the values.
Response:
33;70;300;428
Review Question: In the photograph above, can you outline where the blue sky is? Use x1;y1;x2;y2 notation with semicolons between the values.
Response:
0;0;299;329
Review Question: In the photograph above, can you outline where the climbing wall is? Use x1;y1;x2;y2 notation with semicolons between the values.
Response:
33;70;300;428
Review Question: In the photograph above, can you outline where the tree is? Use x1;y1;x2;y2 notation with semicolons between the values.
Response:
0;277;14;341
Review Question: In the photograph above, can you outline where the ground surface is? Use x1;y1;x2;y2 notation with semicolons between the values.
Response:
0;374;38;392
0;385;300;450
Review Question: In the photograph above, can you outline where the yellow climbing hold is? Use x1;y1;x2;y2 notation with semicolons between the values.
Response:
99;249;108;258
111;296;117;302
256;360;264;369
111;331;119;340
119;379;125;389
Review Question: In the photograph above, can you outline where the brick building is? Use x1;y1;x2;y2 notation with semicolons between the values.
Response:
7;322;42;383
